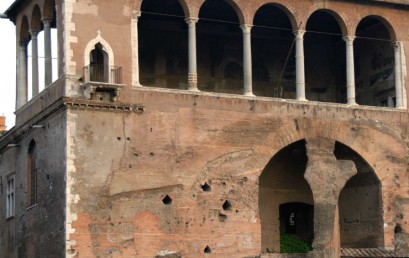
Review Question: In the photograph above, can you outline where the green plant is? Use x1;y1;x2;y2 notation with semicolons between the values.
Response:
280;234;312;253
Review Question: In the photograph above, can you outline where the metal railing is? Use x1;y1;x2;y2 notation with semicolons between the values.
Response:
83;64;122;84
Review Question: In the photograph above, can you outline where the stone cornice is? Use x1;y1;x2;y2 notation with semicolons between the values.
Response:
0;98;144;152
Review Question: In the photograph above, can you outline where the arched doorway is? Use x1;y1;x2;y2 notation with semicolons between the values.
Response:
305;10;346;103
252;4;295;98
335;142;384;248
197;0;243;94
90;43;109;82
139;0;188;89
259;140;313;253
355;16;395;107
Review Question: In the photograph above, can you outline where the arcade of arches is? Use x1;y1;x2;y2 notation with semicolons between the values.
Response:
133;0;404;108
259;139;383;255
15;0;58;109
13;0;406;111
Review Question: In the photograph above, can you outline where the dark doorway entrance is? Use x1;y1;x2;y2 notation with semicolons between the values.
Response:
279;202;313;241
90;43;108;82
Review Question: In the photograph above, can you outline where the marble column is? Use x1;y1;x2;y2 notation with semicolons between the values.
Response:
394;41;404;109
131;11;141;87
42;17;53;86
344;36;357;105
30;29;40;96
17;41;28;109
294;30;307;101
186;18;199;91
241;24;254;96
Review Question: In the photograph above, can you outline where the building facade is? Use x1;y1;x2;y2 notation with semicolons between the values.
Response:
0;0;409;257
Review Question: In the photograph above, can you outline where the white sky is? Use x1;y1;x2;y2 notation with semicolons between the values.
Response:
0;0;17;129
0;0;58;130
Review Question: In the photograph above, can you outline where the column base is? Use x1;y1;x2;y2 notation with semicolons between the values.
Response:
188;88;200;92
244;91;255;97
347;101;358;106
297;97;308;101
132;83;142;89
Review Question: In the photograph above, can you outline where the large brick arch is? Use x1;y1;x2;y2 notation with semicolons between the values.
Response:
254;119;406;182
250;118;407;248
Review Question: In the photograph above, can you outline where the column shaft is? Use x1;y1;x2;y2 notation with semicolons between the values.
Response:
30;30;40;96
43;18;53;86
394;41;404;109
241;24;254;96
132;11;141;87
17;41;28;109
295;30;307;101
186;18;199;91
344;36;357;105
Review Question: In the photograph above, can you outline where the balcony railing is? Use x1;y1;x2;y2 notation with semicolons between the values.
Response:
83;64;122;84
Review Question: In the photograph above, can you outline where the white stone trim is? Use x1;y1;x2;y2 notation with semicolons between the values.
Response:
83;31;115;81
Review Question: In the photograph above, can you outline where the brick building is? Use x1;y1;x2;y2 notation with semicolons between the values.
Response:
0;0;409;257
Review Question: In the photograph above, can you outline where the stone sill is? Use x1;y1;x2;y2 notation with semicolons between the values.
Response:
131;86;408;114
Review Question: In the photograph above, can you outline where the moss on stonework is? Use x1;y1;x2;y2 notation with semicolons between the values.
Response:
280;234;313;253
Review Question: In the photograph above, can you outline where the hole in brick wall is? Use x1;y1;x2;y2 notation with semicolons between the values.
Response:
201;183;211;192
222;200;232;211
204;245;211;253
150;152;155;156
117;137;121;141
218;213;227;222
162;195;172;205
47;175;50;180
127;137;131;141
395;224;403;233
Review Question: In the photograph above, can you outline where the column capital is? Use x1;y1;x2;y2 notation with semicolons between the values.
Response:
343;35;355;43
29;29;40;37
293;30;306;38
18;40;28;47
41;17;52;24
185;17;199;26
240;24;252;34
132;10;141;20
393;41;403;49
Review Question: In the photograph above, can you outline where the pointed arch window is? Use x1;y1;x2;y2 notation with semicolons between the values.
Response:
27;140;37;207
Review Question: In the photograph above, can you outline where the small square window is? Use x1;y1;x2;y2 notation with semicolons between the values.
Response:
6;174;15;218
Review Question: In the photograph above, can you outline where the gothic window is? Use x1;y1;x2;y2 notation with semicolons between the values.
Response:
27;140;37;207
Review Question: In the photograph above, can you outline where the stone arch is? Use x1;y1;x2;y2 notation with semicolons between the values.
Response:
306;8;348;37
84;32;115;70
251;3;296;98
198;0;245;25
304;9;347;103
30;5;42;31
259;139;314;253
139;0;190;18
335;141;384;248
20;15;30;42
354;15;398;107
252;3;298;32
355;15;396;41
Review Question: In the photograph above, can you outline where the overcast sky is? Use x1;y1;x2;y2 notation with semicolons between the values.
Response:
0;0;59;130
0;0;17;129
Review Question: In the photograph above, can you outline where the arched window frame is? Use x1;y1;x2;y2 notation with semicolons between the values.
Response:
84;32;115;83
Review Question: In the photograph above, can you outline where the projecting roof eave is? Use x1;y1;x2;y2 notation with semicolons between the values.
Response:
3;0;25;24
